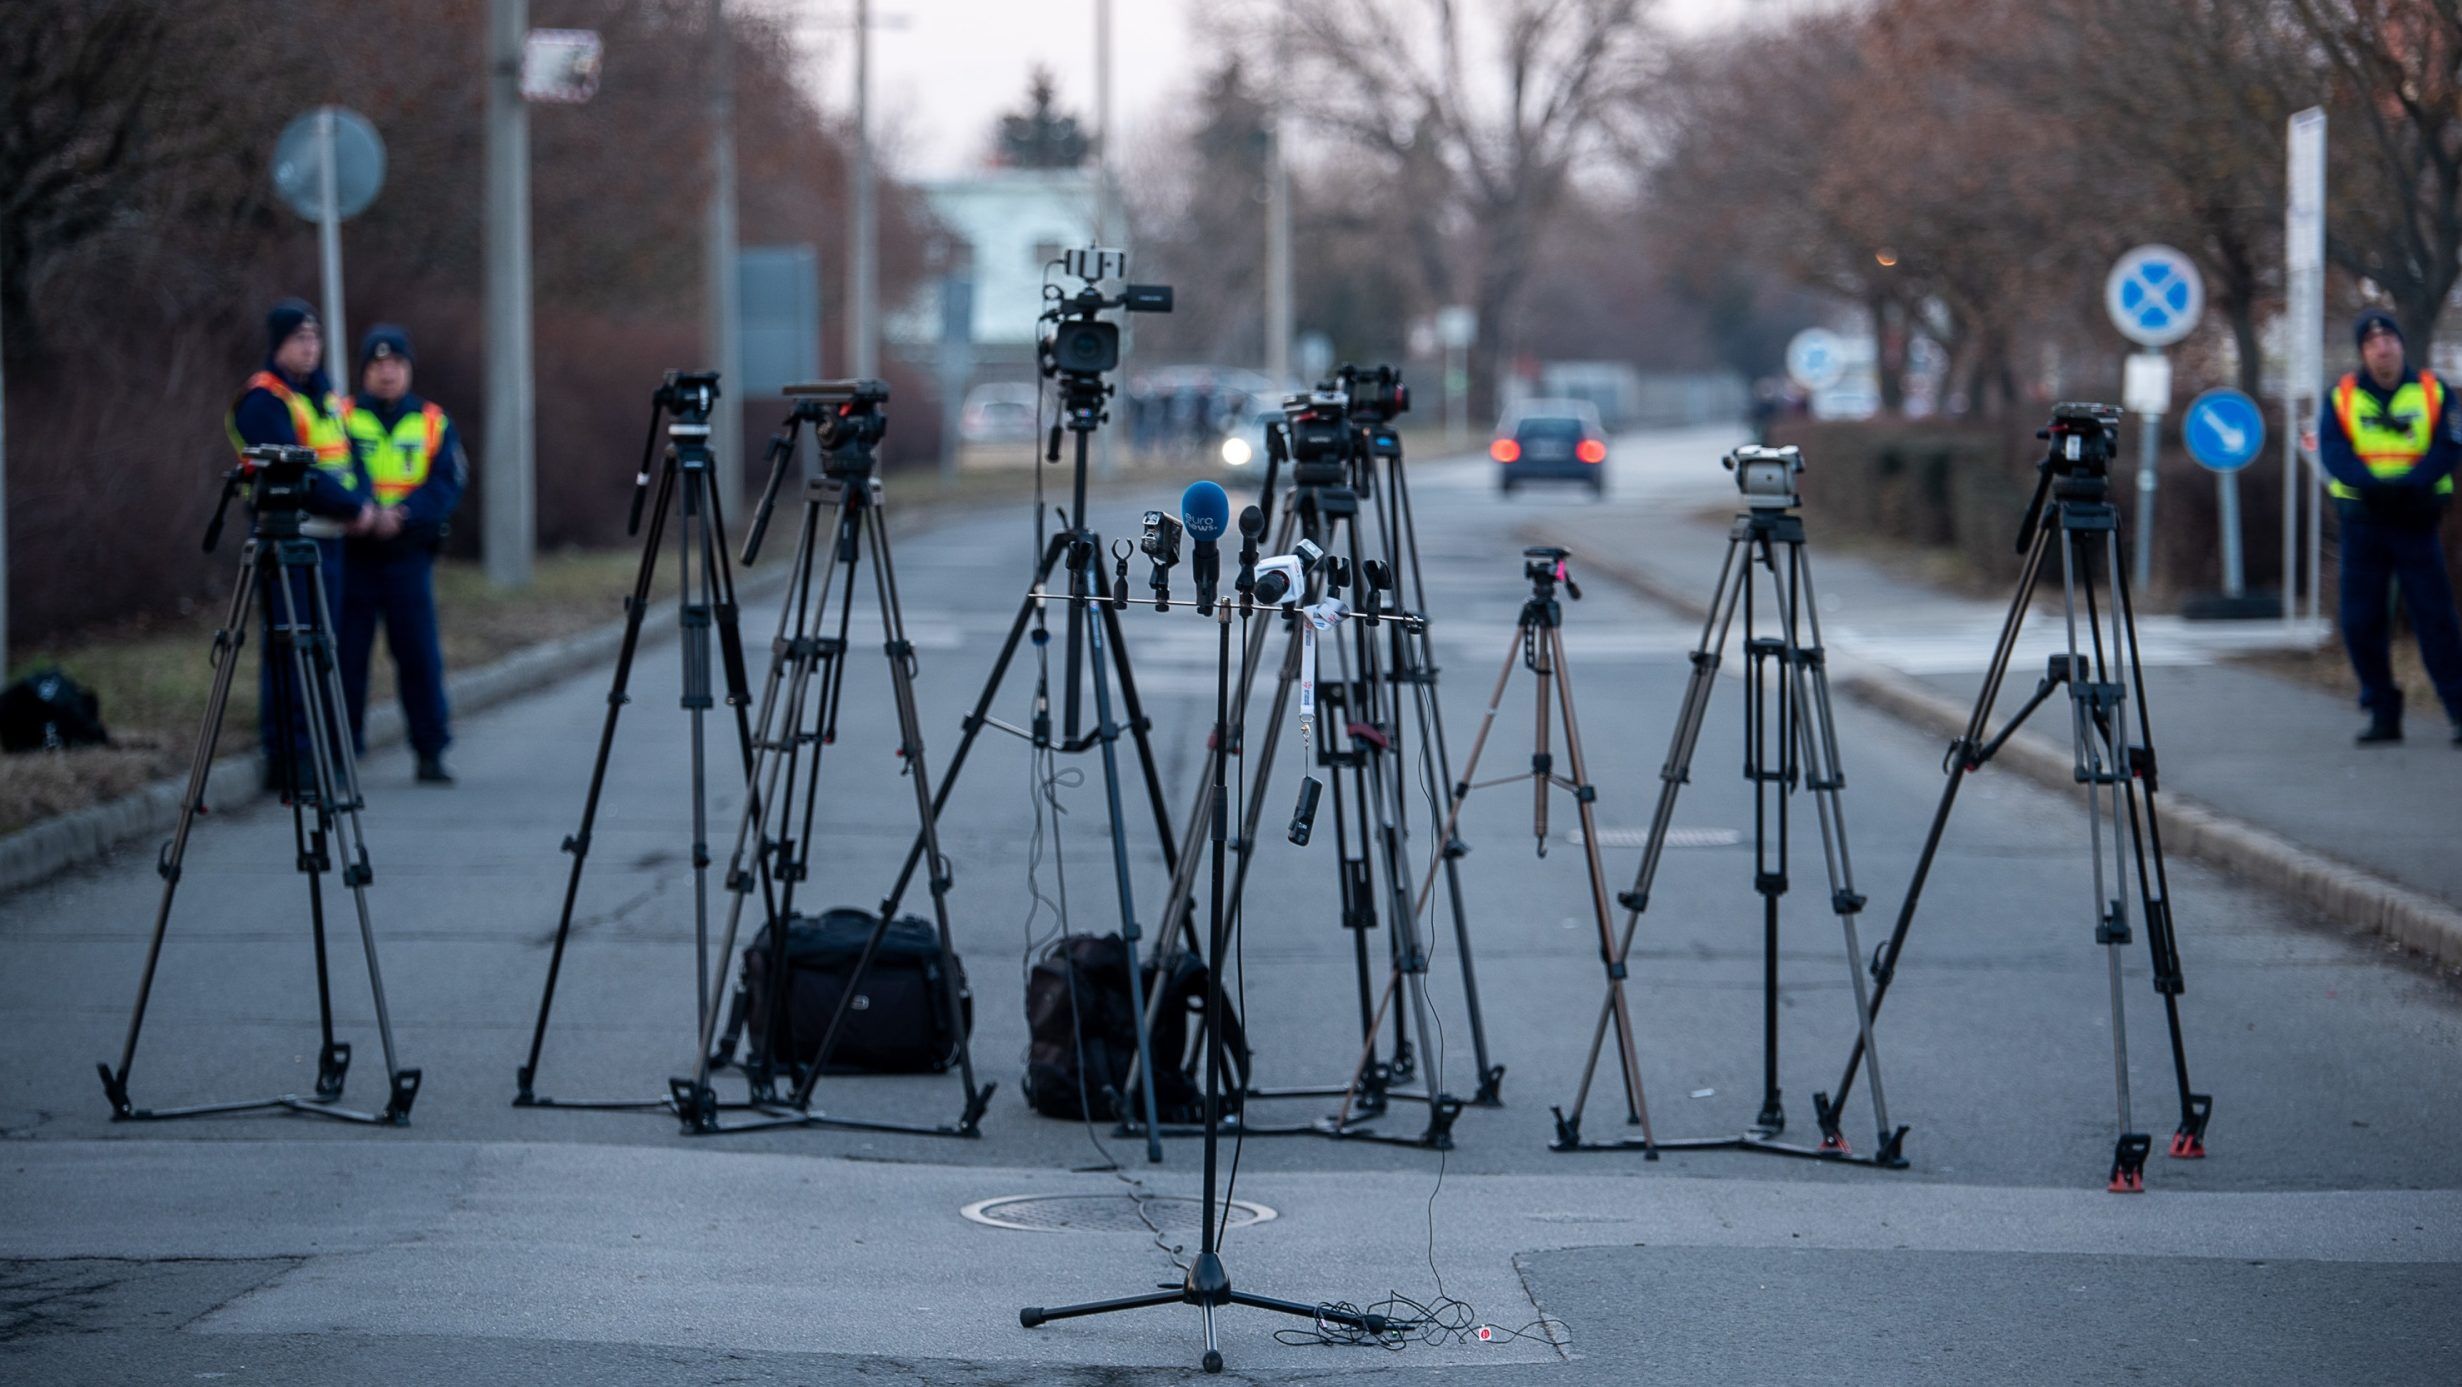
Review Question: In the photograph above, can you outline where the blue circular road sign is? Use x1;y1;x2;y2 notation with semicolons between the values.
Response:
2183;388;2265;473
2105;244;2204;348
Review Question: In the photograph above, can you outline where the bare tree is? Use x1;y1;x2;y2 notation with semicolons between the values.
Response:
1264;0;1658;412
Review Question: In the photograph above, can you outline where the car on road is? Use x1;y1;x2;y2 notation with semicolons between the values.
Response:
1493;400;1608;496
959;381;1040;446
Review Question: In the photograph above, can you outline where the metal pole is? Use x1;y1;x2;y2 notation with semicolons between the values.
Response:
1;255;9;679
485;0;536;589
1445;343;1467;446
316;109;348;385
1093;0;1116;478
706;0;742;491
2132;380;2160;589
850;0;878;381
2217;470;2244;597
1263;0;1292;383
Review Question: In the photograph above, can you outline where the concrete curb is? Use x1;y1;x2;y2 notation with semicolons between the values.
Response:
0;558;799;900
1536;522;2462;971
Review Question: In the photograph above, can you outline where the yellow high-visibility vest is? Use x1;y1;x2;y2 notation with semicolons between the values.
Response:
2330;371;2454;499
345;401;447;504
226;371;361;495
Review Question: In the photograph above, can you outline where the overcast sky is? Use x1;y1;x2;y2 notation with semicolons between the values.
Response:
784;0;1797;179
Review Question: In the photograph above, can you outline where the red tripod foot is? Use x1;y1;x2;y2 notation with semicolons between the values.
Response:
2167;1093;2212;1159
2107;1132;2152;1193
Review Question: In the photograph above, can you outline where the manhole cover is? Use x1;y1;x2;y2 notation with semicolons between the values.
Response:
1567;826;1743;849
962;1194;1277;1234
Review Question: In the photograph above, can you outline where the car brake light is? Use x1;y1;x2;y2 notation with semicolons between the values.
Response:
1577;439;1607;464
1491;439;1521;463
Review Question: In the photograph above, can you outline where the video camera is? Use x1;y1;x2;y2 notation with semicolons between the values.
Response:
203;443;319;552
1273;388;1354;487
1724;444;1804;510
1334;363;1409;425
2039;401;2122;475
1038;247;1174;384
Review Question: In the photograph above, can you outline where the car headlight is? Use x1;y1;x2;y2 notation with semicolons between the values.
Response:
1221;436;1253;467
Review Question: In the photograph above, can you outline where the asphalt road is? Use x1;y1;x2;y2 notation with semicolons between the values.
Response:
3;428;2457;1383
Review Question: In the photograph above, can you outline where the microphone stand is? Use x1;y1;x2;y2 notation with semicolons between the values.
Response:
1019;520;1399;1374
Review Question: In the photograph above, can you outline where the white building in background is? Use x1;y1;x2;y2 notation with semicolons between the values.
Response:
891;168;1102;355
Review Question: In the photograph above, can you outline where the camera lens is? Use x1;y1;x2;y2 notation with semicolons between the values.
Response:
1051;321;1120;375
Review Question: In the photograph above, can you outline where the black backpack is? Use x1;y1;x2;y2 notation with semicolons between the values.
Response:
1023;934;1247;1124
0;668;108;753
721;909;972;1078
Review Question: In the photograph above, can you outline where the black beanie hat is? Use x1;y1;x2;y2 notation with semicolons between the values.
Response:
2355;308;2404;350
358;323;414;376
266;297;319;355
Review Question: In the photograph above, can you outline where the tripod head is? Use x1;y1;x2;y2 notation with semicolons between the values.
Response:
204;443;319;552
2015;401;2122;553
630;369;725;536
1523;546;1582;602
741;379;893;566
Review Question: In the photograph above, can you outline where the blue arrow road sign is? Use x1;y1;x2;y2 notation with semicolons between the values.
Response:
2184;388;2265;472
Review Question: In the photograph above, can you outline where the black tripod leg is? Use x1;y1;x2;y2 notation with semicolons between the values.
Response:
882;529;1076;916
861;497;992;1124
266;566;344;1098
2111;555;2208;1157
518;458;678;1103
102;552;264;1117
1826;520;2055;1117
1777;539;1899;1160
2071;524;2150;1192
1080;545;1169;1162
1549;623;1655;1151
296;561;416;1120
1101;598;1181;879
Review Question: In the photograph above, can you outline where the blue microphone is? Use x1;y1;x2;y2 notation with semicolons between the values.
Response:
1181;480;1230;613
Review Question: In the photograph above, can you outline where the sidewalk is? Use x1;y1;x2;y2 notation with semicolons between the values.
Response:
1532;425;2462;968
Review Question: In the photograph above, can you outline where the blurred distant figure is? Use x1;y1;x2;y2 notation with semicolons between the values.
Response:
226;298;373;792
339;325;468;783
2317;308;2462;746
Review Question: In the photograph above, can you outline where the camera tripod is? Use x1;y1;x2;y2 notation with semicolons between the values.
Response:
515;372;767;1115
1552;461;1904;1166
97;444;419;1125
673;382;994;1137
1825;405;2211;1192
1134;416;1502;1151
883;360;1182;1160
1411;549;1639;1143
1019;545;1401;1375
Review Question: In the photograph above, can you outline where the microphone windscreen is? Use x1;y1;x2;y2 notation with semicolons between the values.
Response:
1180;480;1231;541
1238;504;1265;538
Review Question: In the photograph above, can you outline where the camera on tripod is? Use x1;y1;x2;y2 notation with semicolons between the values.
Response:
1334;363;1410;424
2040;401;2122;473
1038;247;1173;383
655;369;722;422
1272;389;1354;488
786;378;891;476
1725;444;1804;510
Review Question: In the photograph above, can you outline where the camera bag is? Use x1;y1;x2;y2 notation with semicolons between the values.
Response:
0;668;109;753
1022;934;1246;1123
733;909;971;1075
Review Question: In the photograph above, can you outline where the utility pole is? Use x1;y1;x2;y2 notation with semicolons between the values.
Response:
850;0;878;380
1094;0;1117;476
707;0;743;487
1263;0;1292;384
1;243;10;679
485;0;536;589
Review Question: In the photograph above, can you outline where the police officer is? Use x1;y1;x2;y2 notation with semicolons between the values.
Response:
2316;308;2462;745
227;298;375;791
340;324;467;783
